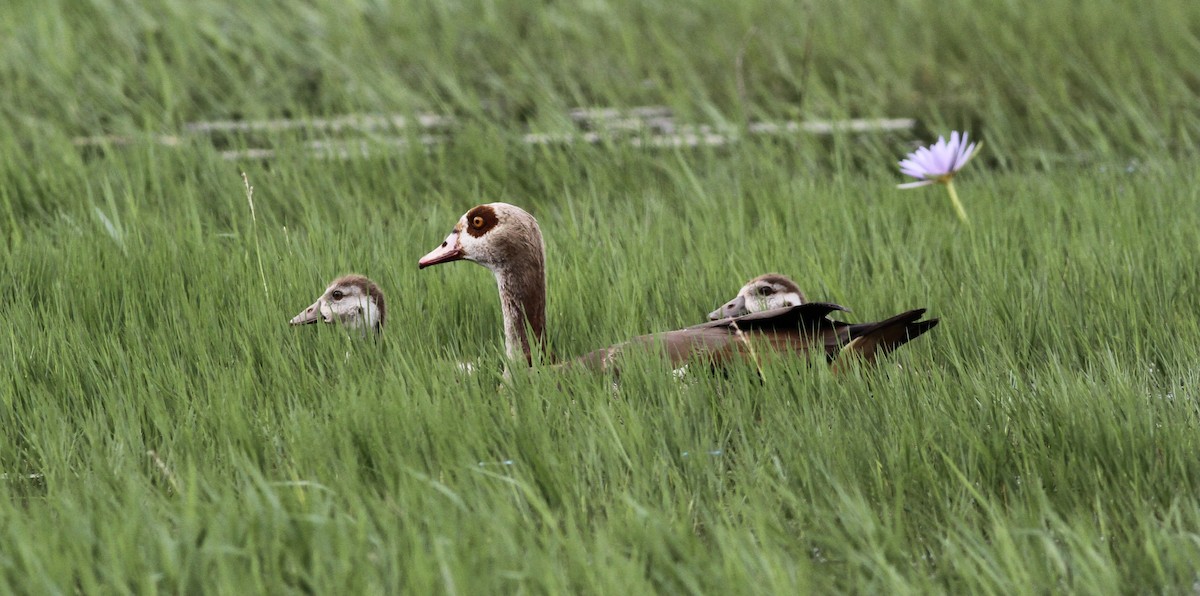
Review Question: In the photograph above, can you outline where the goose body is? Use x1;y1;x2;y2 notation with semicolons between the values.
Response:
419;203;937;373
289;274;386;334
580;303;936;373
708;273;806;320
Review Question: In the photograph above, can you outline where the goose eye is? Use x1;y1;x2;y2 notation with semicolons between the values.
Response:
471;216;485;228
756;286;775;296
331;290;345;300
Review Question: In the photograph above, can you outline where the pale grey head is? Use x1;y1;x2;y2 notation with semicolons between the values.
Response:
707;273;806;320
289;274;386;333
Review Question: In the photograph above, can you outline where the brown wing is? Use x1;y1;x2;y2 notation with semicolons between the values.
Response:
571;303;858;374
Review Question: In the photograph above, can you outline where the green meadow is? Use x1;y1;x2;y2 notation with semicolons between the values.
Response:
3;0;1200;592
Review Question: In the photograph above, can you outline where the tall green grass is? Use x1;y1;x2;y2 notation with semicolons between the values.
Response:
3;138;1199;592
3;0;1200;593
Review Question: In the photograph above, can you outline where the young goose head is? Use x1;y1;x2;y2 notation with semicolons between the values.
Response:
289;274;386;333
419;203;547;364
708;273;806;320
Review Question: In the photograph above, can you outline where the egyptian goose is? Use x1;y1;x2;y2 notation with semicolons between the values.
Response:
289;274;386;334
708;273;806;320
418;203;938;372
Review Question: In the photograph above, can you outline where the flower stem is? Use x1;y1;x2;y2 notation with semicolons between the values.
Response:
944;179;969;224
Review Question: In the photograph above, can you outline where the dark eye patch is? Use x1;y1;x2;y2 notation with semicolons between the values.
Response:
464;205;499;238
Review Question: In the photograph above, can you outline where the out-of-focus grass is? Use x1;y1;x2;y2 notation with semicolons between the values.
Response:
1;0;1198;157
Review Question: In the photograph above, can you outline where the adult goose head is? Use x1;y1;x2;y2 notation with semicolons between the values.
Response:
418;203;546;364
708;273;806;320
289;274;386;334
419;203;938;374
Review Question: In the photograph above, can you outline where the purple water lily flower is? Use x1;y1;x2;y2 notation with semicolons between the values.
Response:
898;131;979;188
897;131;981;223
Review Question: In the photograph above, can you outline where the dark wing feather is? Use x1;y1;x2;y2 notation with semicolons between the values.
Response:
835;309;940;367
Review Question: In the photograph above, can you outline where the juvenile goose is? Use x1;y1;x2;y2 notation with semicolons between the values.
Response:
289;274;386;334
708;273;806;320
418;203;938;373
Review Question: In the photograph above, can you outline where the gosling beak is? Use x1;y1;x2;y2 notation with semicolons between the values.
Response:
290;299;327;326
708;295;746;321
418;231;465;269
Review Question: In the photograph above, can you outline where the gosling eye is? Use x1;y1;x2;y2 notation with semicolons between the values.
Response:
756;285;776;297
331;290;345;301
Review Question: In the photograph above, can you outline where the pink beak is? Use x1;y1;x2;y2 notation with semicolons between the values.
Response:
289;299;327;325
418;232;465;269
708;295;746;321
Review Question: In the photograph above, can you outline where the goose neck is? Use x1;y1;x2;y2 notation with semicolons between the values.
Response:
492;262;547;365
